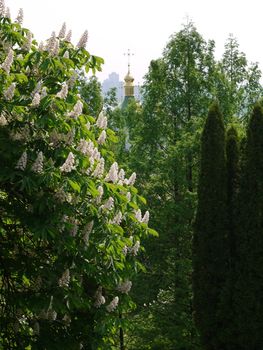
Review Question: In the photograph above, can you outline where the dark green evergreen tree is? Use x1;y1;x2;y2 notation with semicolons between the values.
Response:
193;102;228;350
234;103;263;349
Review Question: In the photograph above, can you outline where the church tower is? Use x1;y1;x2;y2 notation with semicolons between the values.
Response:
122;49;135;109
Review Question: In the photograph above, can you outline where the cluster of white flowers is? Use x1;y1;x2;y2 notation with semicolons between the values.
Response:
58;22;66;39
31;151;43;173
83;220;94;245
95;185;104;204
122;245;128;256
126;192;131;202
55;188;72;203
56;81;68;99
117;280;132;294
47;309;57;321
62;314;71;326
106;296;119;312
63;50;69;59
135;209;150;224
135;209;142;222
0;113;8;126
118;168;125;183
68;70;77;89
110;211;122;225
22;31;32;51
60;152;76;172
142;210;150;224
31;92;41;107
105;162;118;183
4;82;16;101
15;8;23;25
65;30;72;42
40;86;47;99
96;112;107;129
94;286;106;308
58;269;70;288
5;7;10;19
69;100;83;118
0;0;5;16
127;172;136;186
76;30;88;49
1;48;14;74
131;240;140;256
77;139;94;156
101;197;114;211
16;151;27;171
92;158;105;178
70;219;78;237
47;31;59;56
97;130;107;144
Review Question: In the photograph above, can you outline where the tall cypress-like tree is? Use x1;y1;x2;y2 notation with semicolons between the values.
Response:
234;103;263;349
193;102;228;350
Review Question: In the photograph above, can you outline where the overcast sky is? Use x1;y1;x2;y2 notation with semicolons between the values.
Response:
7;0;263;85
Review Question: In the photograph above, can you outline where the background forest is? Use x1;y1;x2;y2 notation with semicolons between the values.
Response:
1;3;263;350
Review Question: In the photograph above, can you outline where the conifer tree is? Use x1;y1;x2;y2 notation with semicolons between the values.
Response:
193;101;228;350
234;103;263;349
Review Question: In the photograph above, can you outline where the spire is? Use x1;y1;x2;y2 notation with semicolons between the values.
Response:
123;49;135;98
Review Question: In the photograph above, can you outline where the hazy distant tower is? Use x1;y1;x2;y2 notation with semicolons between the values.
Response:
122;49;135;109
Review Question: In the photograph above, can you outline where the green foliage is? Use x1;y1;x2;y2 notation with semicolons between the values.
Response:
0;13;153;349
193;102;228;350
234;103;263;349
79;74;103;117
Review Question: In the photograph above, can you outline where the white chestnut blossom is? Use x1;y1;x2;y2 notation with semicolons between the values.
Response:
65;30;72;42
105;162;118;183
122;245;128;256
86;121;91;130
118;168;125;181
117;280;132;294
56;82;68;99
69;100;83;118
92;158;105;178
126;191;131;202
40;86;47;99
4;82;16;101
97;130;106;144
0;0;5;16
60;152;76;173
1;48;14;74
135;209;142;222
95;185;104;204
128;172;136;186
15;8;23;24
77;139;92;155
94;286;106;308
131;241;140;256
58;269;70;288
16;151;27;171
47;309;57;321
55;188;72;203
47;31;56;53
83;221;94;245
0;114;8;126
101;197;114;211
63;50;69;59
106;296;119;312
58;22;66;39
38;41;44;51
110;211;122;225
31;151;43;173
5;6;10;19
96;112;107;129
52;39;59;56
142;210;150;224
77;30;88;48
31;92;41;107
23;31;32;51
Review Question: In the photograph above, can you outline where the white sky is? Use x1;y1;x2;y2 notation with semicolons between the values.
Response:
7;0;263;85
